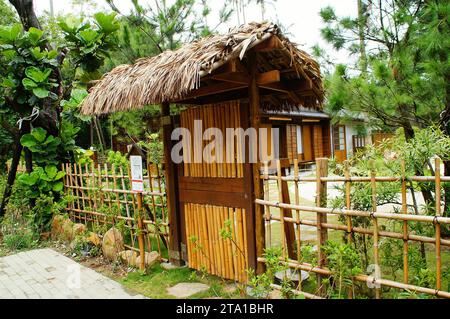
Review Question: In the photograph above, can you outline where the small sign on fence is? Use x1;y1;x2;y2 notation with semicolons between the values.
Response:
130;155;144;193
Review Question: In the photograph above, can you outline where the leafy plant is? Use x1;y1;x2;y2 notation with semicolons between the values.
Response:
247;247;285;299
322;241;362;299
20;127;61;166
17;165;65;199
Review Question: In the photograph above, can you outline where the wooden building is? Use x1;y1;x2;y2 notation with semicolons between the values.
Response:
81;22;324;281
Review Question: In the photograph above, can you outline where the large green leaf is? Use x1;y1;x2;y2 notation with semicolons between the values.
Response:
2;77;16;88
28;27;44;44
55;171;66;181
78;29;99;44
31;47;45;60
25;67;52;83
44;165;58;179
52;182;64;192
94;12;119;34
31;127;47;143
18;173;39;186
22;78;37;89
0;24;21;43
20;134;37;148
33;87;50;99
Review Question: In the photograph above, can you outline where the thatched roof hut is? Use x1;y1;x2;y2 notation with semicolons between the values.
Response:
81;22;323;115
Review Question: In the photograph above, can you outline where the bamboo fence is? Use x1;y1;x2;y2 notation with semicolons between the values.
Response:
257;157;450;299
62;162;169;260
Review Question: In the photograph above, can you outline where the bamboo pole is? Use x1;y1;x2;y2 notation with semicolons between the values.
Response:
315;158;328;295
370;164;381;299
344;161;352;243
435;157;442;291
257;257;450;299
254;199;450;225
136;193;146;271
263;162;272;246
401;160;409;284
276;160;287;258
293;158;302;291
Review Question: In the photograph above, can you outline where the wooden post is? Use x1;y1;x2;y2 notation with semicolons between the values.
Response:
136;193;146;271
315;157;328;293
248;52;265;274
161;102;183;266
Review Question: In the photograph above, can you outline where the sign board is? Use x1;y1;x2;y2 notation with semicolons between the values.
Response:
130;156;144;193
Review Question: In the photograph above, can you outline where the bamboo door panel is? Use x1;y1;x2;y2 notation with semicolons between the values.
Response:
184;203;248;282
179;101;251;282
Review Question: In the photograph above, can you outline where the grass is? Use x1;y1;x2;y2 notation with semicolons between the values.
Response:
120;263;244;299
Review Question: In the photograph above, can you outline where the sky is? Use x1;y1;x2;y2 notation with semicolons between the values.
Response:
33;0;357;65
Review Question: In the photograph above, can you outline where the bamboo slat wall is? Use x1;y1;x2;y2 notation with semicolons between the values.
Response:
185;203;248;282
180;101;244;178
180;101;249;282
258;158;450;299
62;162;169;260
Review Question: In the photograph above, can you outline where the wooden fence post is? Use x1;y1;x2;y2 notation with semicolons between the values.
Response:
315;157;328;293
161;102;183;266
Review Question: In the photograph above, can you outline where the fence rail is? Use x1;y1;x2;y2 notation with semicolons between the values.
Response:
257;157;450;299
62;162;169;261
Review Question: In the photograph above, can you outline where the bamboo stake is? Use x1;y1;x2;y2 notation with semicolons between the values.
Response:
136;192;146;271
293;158;302;291
435;157;442;291
242;208;249;274
344;161;352;243
216;205;225;277
401;160;409;284
276;160;287;258
370;164;381;299
237;208;245;281
202;205;211;273
263;162;272;247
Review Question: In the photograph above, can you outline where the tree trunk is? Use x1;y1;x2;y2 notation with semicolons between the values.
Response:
357;0;368;74
0;135;23;217
8;0;41;31
400;118;435;206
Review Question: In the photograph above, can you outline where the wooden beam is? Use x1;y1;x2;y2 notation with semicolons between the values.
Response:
260;79;310;93
174;82;248;102
161;102;183;266
256;70;280;85
209;70;280;86
210;72;250;85
253;35;282;52
248;52;264;274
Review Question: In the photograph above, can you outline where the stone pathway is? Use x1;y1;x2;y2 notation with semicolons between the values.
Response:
167;283;210;298
0;248;145;299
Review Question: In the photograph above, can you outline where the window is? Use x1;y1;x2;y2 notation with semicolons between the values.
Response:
333;126;346;151
352;135;366;150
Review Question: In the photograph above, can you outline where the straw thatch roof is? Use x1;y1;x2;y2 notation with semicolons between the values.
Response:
81;22;323;115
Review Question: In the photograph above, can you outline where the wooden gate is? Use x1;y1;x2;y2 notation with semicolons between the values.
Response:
178;101;254;282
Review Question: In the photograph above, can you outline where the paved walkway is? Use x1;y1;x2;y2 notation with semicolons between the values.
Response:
0;248;145;299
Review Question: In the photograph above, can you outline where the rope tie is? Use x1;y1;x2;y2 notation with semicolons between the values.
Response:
433;216;439;225
17;107;40;130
